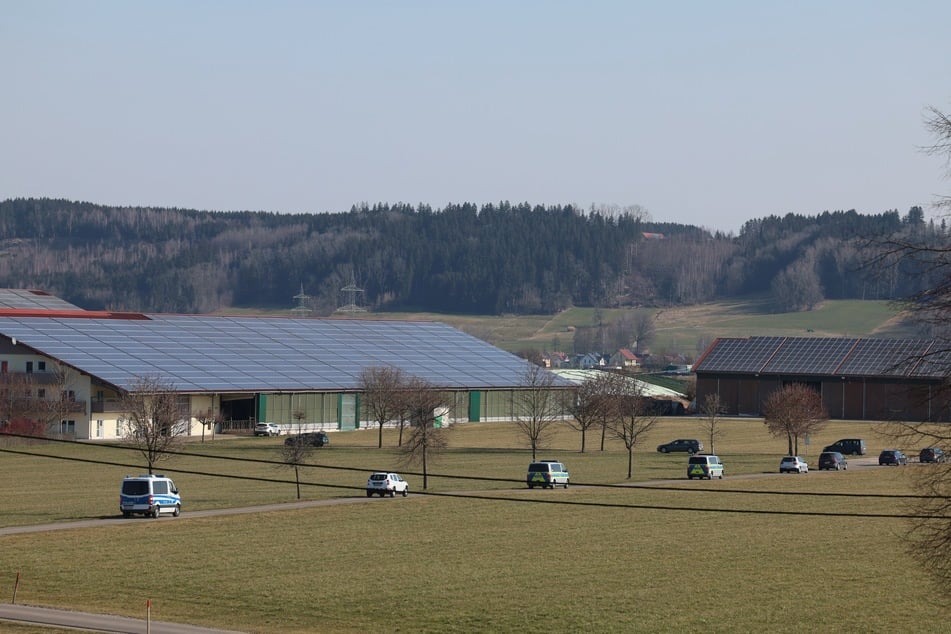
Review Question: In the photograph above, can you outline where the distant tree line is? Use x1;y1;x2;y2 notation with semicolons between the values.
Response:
0;197;939;316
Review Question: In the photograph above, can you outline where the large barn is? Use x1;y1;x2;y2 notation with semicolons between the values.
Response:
0;289;555;440
693;336;951;421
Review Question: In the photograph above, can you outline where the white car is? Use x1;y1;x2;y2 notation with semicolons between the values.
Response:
366;472;409;497
779;456;809;473
254;422;281;437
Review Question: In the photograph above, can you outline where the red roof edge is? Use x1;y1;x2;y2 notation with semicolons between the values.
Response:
0;308;150;320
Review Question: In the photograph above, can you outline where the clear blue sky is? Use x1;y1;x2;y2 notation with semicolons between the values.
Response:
2;1;949;233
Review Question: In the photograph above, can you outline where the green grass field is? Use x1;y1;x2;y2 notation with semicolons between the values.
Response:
364;298;915;354
1;419;947;632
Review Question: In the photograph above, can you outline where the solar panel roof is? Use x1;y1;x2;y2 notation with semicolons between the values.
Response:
0;289;80;310
694;336;951;379
0;314;554;392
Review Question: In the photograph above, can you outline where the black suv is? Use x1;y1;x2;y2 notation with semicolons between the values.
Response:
919;447;946;463
656;439;703;454
284;431;329;447
818;451;848;471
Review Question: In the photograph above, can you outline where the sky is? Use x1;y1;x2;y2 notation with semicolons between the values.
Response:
2;1;950;233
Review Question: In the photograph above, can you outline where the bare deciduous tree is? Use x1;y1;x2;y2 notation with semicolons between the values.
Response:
875;104;951;594
699;393;725;454
118;375;188;473
607;376;659;479
194;408;220;443
762;384;828;455
564;372;613;453
359;366;407;448
281;432;315;500
0;361;83;442
399;376;449;490
512;364;563;461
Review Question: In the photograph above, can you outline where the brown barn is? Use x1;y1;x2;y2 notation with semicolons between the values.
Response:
693;336;951;421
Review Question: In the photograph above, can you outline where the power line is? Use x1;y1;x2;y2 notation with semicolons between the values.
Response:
2;434;948;520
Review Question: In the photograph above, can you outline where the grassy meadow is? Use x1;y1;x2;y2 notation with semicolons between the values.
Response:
1;419;947;632
345;298;915;354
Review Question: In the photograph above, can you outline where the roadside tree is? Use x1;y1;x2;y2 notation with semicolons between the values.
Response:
699;393;725;454
875;103;951;592
512;364;563;461
564;372;613;453
607;377;659;479
281;429;315;501
762;383;828;455
118;375;188;474
399;376;449;490
359;366;407;448
194;408;220;443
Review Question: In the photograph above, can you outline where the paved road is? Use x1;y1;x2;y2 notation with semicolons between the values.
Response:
0;602;247;633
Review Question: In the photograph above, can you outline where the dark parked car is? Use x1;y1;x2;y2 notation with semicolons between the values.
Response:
284;431;329;447
822;438;866;455
878;449;907;466
657;439;703;454
919;447;946;463
818;451;848;471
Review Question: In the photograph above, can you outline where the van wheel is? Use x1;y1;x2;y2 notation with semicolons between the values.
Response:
528;484;534;489
564;481;569;489
402;489;408;497
151;506;161;518
122;511;131;518
173;504;181;517
389;490;396;497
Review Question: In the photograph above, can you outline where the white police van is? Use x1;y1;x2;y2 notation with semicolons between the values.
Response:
120;474;181;518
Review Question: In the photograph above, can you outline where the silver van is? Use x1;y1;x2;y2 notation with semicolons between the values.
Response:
687;454;724;480
527;460;570;489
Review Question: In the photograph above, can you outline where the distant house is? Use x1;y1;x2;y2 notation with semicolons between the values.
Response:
542;351;570;369
610;348;641;369
576;353;606;369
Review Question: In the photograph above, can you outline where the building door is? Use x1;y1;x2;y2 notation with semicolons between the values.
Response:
338;394;357;430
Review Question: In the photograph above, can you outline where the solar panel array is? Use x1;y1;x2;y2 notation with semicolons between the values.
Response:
695;336;951;379
0;314;544;392
0;288;80;311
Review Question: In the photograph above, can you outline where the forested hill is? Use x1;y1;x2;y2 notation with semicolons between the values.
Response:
0;198;937;316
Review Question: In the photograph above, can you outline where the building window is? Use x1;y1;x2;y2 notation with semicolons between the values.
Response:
60;420;75;434
116;421;123;437
96;420;104;438
38;361;46;371
0;361;6;374
26;361;33;373
38;388;46;399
